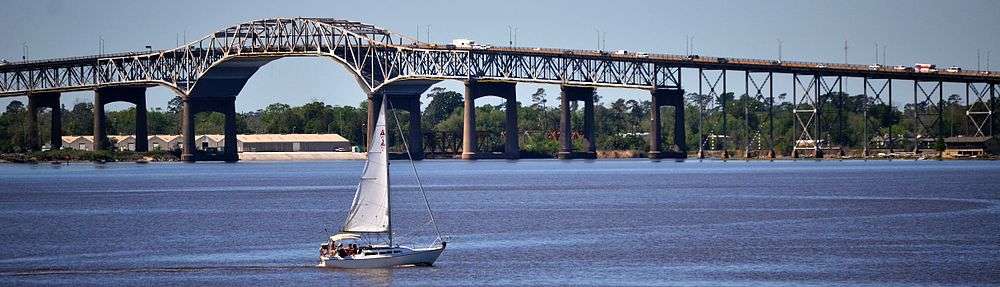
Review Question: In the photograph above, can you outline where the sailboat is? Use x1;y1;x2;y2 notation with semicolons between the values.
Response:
318;99;446;269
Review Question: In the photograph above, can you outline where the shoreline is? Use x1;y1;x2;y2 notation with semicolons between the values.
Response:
2;150;996;164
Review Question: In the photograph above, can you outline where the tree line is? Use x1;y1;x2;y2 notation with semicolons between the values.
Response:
1;87;997;155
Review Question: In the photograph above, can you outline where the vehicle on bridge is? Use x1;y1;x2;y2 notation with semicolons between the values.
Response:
915;63;937;73
868;64;882;70
451;38;491;50
945;66;962;73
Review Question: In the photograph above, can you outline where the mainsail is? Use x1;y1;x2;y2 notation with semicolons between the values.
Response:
341;100;390;233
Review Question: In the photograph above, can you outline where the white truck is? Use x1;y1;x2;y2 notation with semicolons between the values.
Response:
914;63;937;73
451;39;491;50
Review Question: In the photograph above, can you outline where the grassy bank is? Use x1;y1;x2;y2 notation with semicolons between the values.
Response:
0;149;180;163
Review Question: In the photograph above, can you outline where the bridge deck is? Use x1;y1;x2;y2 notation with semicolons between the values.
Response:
3;45;996;85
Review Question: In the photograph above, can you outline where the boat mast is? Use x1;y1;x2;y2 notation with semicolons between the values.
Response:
384;99;393;248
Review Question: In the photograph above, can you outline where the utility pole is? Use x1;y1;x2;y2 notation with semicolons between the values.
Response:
882;45;887;66
687;35;695;55
22;42;28;61
425;25;431;44
595;28;601;51
777;39;783;61
507;25;517;47
602;31;606;52
843;39;849;64
977;49;981;70
874;42;878;64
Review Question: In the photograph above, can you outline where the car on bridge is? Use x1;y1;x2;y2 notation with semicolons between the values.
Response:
945;66;962;73
868;64;882;70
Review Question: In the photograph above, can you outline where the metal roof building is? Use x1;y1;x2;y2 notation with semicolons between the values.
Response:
237;134;351;152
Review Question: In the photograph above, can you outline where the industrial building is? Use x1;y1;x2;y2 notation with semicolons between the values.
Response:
237;134;351;152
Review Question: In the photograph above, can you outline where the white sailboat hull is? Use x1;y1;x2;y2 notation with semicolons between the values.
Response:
320;245;445;269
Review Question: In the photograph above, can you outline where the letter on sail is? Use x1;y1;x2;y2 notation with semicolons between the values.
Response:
341;101;390;233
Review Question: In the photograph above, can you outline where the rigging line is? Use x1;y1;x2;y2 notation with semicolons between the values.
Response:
386;98;444;243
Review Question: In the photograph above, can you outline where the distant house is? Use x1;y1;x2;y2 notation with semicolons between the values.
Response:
111;135;136;151
196;135;225;151
237;134;351;152
149;135;183;151
62;136;94;151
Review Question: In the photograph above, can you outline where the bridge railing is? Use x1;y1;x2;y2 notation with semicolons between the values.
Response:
2;50;164;66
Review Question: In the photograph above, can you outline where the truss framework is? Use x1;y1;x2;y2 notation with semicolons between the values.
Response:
820;75;844;152
863;77;893;154
792;74;821;154
912;81;943;151
743;71;773;157
966;82;994;137
698;68;728;153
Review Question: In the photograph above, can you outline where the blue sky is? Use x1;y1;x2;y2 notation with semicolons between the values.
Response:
2;0;998;111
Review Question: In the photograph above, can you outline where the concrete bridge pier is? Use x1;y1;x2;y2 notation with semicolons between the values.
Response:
367;94;383;150
649;89;687;159
462;80;519;160
558;86;596;160
93;87;149;152
26;92;62;151
368;92;425;160
181;96;238;162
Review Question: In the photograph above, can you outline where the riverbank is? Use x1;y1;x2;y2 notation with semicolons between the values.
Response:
0;150;179;163
239;152;366;161
2;149;997;163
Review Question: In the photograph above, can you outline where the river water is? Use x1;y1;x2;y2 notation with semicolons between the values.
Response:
1;159;998;286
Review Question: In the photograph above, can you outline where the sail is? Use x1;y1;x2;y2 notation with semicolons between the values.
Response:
341;100;390;233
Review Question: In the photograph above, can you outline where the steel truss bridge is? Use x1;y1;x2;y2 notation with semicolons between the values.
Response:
2;17;997;161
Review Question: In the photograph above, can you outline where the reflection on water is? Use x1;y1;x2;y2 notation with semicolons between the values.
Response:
333;268;394;286
1;160;999;286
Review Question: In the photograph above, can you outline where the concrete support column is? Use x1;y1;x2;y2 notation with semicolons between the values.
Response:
26;93;62;151
366;94;383;149
558;89;572;159
26;98;39;151
649;95;663;159
462;81;478;160
92;91;109;151
407;96;424;160
650;88;687;159
181;98;196;162
222;98;238;162
673;100;686;156
504;96;520;159
558;86;596;159
94;87;147;152
583;97;596;158
50;103;62;150
134;94;148;152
